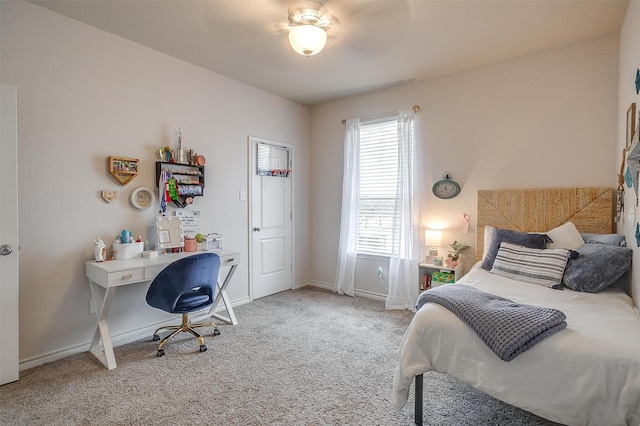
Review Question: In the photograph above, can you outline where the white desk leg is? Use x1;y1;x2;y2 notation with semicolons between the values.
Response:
210;264;238;325
88;281;118;370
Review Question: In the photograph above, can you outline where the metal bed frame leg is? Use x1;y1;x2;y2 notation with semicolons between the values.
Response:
415;374;423;425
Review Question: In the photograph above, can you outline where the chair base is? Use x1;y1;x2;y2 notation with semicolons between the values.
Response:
152;313;220;357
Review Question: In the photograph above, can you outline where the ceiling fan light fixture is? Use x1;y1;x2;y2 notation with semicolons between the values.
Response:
287;2;329;57
288;24;327;56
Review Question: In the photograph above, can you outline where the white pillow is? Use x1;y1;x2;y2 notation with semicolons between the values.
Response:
545;222;584;250
490;242;570;288
482;225;495;260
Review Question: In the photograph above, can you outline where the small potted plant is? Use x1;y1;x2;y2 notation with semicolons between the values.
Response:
446;241;470;267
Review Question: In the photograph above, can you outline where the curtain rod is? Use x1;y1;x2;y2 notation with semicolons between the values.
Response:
341;105;420;124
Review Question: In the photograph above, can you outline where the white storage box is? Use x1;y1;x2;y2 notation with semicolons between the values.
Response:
112;241;144;260
204;233;222;250
143;250;158;258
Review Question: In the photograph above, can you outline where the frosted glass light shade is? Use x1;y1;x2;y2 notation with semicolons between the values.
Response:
424;229;442;247
288;25;327;56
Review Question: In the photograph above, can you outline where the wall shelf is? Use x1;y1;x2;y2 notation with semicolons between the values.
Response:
109;156;139;186
156;161;205;208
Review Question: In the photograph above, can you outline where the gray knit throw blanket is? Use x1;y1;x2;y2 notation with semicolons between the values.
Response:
416;284;567;362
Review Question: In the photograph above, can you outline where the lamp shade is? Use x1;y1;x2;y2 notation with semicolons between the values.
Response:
288;24;327;56
424;229;442;247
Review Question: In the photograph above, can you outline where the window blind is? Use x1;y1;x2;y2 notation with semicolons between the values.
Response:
358;117;399;256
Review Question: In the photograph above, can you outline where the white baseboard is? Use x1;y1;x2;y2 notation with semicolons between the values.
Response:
19;298;250;371
295;280;331;290
353;288;387;302
297;280;387;302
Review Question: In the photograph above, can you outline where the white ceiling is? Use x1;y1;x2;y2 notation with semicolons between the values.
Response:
28;0;629;106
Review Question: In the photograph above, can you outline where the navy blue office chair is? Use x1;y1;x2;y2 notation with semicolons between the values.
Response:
146;252;221;357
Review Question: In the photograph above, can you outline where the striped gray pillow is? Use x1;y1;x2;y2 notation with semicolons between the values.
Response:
490;242;570;288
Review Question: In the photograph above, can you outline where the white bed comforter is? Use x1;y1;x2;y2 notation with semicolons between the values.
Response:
393;263;640;426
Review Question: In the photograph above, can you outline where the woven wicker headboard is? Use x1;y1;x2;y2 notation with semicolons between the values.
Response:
476;187;614;262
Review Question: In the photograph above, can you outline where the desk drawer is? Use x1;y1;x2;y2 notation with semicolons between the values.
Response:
145;265;167;280
107;268;144;286
219;253;240;267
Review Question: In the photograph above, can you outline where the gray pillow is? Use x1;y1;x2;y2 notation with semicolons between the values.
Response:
562;243;632;293
579;233;626;247
481;229;549;271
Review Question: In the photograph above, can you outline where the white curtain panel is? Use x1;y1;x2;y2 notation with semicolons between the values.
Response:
386;110;419;310
334;118;360;296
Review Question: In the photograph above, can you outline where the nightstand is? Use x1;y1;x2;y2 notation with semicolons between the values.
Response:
419;262;464;291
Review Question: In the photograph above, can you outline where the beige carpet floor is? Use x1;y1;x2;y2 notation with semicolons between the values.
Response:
0;286;560;425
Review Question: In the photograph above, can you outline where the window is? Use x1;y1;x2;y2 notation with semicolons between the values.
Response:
357;115;411;256
335;110;415;298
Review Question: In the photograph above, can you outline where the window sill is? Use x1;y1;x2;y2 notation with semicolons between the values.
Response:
357;253;390;262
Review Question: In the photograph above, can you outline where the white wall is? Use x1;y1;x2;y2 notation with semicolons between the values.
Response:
0;0;310;366
618;1;640;305
309;34;620;297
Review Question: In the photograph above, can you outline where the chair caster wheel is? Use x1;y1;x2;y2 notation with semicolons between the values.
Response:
152;334;160;342
213;329;221;336
157;349;165;357
199;345;207;353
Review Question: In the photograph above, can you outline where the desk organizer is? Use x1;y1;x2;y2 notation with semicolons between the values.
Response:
184;238;197;252
112;241;144;260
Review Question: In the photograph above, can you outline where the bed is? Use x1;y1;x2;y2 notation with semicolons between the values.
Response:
393;187;640;425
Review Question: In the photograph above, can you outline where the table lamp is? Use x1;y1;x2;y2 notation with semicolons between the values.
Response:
424;229;442;262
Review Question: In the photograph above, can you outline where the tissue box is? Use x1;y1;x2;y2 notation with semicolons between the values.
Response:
112;241;144;260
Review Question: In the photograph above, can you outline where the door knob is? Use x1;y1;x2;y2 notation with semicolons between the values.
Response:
253;227;261;232
0;244;13;256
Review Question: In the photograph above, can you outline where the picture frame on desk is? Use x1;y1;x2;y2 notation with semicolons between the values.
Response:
158;229;170;244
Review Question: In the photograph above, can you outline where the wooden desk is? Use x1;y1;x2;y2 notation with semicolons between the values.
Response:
85;249;240;370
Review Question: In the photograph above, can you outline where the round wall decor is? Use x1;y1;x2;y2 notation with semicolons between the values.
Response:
130;187;155;210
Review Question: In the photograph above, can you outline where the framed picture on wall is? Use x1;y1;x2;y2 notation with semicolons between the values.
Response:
627;103;636;149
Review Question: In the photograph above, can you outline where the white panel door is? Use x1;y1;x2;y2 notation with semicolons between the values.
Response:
250;137;292;300
0;84;19;385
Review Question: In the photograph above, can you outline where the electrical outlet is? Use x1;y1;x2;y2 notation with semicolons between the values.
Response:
89;300;96;315
377;266;384;278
